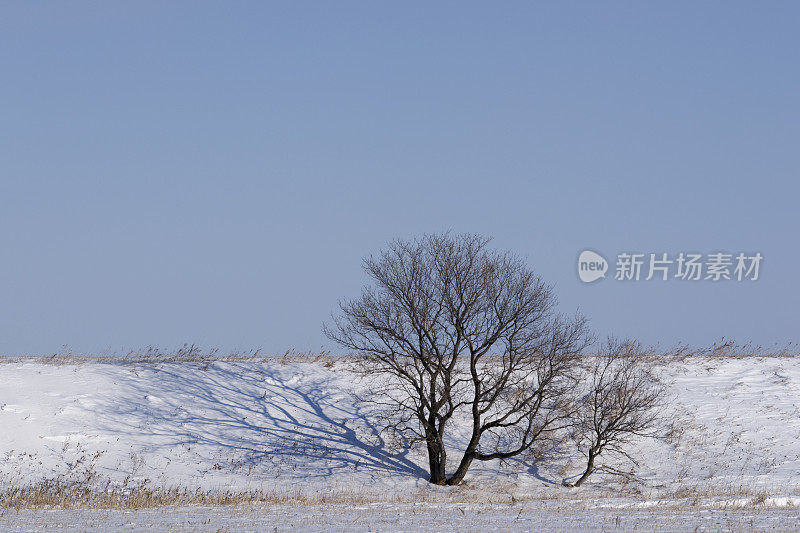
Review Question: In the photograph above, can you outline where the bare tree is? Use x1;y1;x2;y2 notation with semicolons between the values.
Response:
324;233;591;485
566;339;665;487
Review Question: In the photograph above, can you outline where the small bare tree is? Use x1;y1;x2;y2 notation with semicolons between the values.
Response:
566;339;665;487
324;233;591;485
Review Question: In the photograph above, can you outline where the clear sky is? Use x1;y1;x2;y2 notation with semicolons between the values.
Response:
1;2;798;356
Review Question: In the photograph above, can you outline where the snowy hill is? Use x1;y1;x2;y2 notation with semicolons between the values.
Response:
2;356;800;508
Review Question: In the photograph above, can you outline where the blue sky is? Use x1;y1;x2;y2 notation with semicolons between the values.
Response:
1;2;797;356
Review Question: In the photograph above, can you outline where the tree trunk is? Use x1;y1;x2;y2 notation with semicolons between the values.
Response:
426;436;447;485
445;452;475;485
445;421;482;485
572;452;596;487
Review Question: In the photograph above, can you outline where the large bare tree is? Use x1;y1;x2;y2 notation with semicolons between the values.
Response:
324;233;591;485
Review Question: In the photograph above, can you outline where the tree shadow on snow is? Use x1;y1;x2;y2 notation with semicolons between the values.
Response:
91;362;427;481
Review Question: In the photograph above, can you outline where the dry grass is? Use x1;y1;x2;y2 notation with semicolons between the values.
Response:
0;478;573;510
0;345;345;366
3;339;796;367
0;481;383;510
4;479;797;511
661;340;799;362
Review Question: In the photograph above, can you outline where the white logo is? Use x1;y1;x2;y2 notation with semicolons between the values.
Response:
578;250;608;283
577;249;762;283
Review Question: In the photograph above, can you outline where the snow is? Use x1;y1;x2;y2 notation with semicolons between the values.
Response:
3;503;800;532
2;356;800;529
0;360;428;497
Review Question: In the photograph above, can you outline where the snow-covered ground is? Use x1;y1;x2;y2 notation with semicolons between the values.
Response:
3;503;800;532
2;356;800;529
